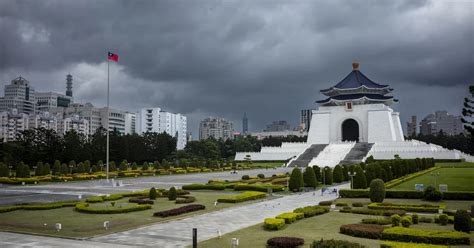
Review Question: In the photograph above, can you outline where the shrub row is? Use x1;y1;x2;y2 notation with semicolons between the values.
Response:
367;203;443;213
340;224;385;239
311;239;365;248
175;195;196;204
217;191;266;203
340;189;474;201
381;226;470;245
181;184;226;190
318;201;332;206
233;183;285;192
75;203;152;214
293;206;329;218
362;218;392;225
129;197;154;205
381;241;448;248
385;167;439;189
153;204;205;217
86;190;149;203
340;208;406;217
275;212;304;224
264;218;286;230
267;237;304;248
0;201;79;213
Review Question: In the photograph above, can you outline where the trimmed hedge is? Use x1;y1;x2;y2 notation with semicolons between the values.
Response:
318;201;332;206
340;208;406;217
293;206;329;218
129;197;154;205
340;189;426;199
181;184;226;190
311;239;365;248
381;241;448;248
340;224;385;239
367;202;443;213
267;237;304;248
352;202;364;207
153;204;205;217
175;195;196;204
381;227;470;245
335;202;349;207
443;191;474;200
385;167;439;189
276;212;304;224
217;191;266;203
361;218;392;225
0;201;79;213
86;190;149;203
264;218;286;230
233;183;285;192
75;203;152;214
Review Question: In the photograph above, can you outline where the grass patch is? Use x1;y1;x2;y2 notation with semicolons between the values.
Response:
390;167;474;191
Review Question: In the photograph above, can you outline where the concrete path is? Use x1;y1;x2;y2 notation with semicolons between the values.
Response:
91;183;350;248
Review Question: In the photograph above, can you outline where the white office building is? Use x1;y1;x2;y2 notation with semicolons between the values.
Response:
60;115;90;136
29;111;59;132
0;76;36;115
35;92;73;113
124;112;136;135
137;107;187;150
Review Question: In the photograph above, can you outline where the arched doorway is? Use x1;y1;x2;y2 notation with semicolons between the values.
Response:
342;119;359;142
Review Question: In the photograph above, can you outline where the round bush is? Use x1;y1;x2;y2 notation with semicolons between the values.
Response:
411;214;419;224
168;187;177;200
401;216;412;227
267;237;304;248
424;186;442;201
149;187;157;200
242;175;250;180
303;167;318;188
390;214;401;226
369;179;385;203
289;168;304;192
332;165;344;183
454;210;472;233
257;173;265;179
438;214;448;225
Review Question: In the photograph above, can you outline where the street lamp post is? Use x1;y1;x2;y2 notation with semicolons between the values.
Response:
348;172;357;189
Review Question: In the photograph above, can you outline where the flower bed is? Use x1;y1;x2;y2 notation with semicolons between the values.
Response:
153;204;205;217
267;237;304;248
75;203;152;214
340;224;385;239
217;191;266;203
381;227;470;245
264;218;286;230
368;203;444;213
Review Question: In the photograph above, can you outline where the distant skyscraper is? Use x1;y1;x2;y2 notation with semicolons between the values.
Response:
419;111;464;136
300;109;312;131
264;120;290;132
406;115;417;137
199;117;234;140
242;112;248;134
66;74;73;97
0;76;36;115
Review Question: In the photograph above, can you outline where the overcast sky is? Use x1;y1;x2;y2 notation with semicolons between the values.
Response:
0;0;472;137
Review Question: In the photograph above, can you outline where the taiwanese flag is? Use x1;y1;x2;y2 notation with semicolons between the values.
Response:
108;52;119;62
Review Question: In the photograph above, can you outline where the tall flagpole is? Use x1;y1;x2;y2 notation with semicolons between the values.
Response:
106;56;110;181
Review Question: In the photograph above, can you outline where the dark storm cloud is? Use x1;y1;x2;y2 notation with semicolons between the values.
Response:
0;0;473;135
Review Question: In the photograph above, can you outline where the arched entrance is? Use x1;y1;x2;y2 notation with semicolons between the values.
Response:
342;119;359;142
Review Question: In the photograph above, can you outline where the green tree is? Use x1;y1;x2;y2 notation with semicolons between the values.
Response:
353;165;367;189
153;161;160;170
0;162;9;177
369;179;386;203
168;187;177;200
76;162;85;174
303;167;318;188
131;162;138;170
16;162;30;178
323;167;333;185
43;163;51;175
313;166;321;182
142;162;149;170
289;167;304;192
119;160;128;171
454;210;472;233
333;165;344;183
149;187;157;200
52;160;61;175
35;162;44;176
60;163;69;175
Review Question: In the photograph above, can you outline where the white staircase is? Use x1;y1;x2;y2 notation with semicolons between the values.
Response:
308;142;356;167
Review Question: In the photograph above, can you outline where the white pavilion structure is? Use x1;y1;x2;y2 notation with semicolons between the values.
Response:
235;63;473;167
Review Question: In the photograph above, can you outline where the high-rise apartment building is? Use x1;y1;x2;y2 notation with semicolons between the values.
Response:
199;117;234;140
136;107;187;150
406;115;417;137
124;112;136;135
0;76;36;115
242;112;248;134
0;109;29;142
420;111;464;136
300;109;312;131
264;120;290;132
29;111;59;132
60;115;89;136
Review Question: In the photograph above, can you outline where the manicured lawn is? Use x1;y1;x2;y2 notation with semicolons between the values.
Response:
238;162;284;168
333;198;474;211
0;191;268;238
390;167;474;191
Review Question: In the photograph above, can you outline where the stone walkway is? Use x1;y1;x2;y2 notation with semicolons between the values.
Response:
91;183;350;248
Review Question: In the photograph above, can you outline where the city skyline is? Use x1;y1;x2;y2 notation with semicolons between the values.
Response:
0;1;472;137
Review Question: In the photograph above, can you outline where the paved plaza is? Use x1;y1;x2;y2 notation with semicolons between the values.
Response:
0;167;291;206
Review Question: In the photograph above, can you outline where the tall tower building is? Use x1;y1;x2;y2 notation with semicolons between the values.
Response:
0;76;36;114
66;74;73;97
242;112;248;134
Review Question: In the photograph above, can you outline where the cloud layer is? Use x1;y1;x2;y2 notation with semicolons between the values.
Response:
1;0;472;136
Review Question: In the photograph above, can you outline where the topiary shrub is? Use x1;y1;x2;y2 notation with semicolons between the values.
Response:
149;187;157;200
361;218;392;225
153;204;205;217
311;239;365;248
401;216;412;227
303;167;318;188
419;216;433;223
319;200;332;206
454;210;471;233
293;205;329;218
264;218;286;230
391;214;401;226
257;173;265;179
168;187;177;200
267;237;304;248
339;224;385;239
438;214;448;225
412;214;419;224
242;175;250;180
352;202;364;207
289;168;304;192
369;179;385;203
424;186;442;201
332;165;344;183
